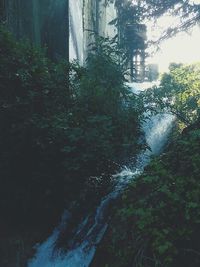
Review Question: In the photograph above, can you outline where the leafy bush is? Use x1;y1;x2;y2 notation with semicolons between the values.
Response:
94;127;200;267
91;62;200;267
0;26;144;227
143;63;200;126
0;26;71;226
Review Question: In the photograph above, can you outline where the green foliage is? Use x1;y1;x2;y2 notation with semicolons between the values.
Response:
0;26;144;227
92;60;200;267
92;61;200;266
97;125;200;267
0;25;71;225
143;63;200;126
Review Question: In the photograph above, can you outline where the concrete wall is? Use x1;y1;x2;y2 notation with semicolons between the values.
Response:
69;0;117;63
1;0;117;62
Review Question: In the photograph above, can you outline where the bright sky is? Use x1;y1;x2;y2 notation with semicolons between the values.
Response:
190;0;200;3
147;13;200;73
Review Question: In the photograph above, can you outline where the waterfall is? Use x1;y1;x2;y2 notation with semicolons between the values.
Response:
28;83;175;267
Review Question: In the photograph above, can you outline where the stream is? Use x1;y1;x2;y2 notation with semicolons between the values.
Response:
28;83;175;267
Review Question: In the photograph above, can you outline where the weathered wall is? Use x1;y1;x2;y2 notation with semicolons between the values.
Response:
1;0;117;62
83;0;117;61
69;0;84;63
69;0;117;63
0;0;68;60
98;0;117;38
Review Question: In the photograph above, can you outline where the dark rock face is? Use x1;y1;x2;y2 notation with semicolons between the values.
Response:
0;0;68;60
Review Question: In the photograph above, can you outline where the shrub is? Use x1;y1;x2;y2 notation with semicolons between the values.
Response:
0;26;144;228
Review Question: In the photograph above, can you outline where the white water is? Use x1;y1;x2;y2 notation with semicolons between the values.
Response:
28;83;175;267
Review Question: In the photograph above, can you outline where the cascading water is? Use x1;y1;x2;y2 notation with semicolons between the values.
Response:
28;83;175;267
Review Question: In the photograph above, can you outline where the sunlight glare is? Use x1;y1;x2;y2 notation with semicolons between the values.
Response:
189;0;200;4
147;15;200;73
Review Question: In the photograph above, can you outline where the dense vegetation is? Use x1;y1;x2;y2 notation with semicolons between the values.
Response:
1;0;200;265
92;63;200;267
0;26;144;230
144;63;200;126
